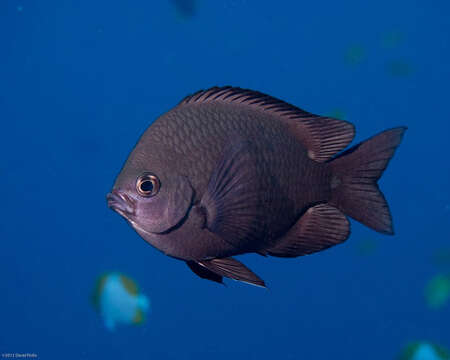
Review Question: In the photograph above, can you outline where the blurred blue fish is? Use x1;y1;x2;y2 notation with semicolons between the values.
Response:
399;341;449;360
92;272;150;331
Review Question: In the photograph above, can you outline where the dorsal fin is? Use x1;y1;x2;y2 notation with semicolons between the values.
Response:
179;86;355;162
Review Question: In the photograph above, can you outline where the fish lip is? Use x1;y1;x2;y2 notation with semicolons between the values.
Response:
106;189;136;218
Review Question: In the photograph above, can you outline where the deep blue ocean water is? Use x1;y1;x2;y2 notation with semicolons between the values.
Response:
1;1;449;359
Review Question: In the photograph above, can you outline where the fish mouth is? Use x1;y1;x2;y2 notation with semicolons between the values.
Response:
106;189;136;219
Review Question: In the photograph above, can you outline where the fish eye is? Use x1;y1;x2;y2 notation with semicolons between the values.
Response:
136;173;160;197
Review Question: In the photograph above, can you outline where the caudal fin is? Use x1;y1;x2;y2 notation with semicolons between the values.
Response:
329;127;407;234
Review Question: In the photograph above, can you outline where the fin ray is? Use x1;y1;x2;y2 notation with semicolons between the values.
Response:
186;261;223;284
268;204;350;258
199;257;266;288
200;137;265;251
329;127;407;234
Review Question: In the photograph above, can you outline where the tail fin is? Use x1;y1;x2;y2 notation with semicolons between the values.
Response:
329;127;407;234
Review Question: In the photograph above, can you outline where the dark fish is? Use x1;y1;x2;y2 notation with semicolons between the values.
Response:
170;0;196;19
107;87;406;288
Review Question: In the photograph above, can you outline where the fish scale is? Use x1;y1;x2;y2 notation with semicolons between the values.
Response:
164;102;319;213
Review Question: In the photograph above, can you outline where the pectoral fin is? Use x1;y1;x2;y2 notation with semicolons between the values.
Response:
199;137;265;252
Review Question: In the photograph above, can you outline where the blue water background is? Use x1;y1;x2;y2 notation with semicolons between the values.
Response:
1;1;449;358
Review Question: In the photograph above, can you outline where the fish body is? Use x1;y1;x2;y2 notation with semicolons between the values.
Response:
399;341;449;360
107;87;406;287
92;273;150;331
170;0;196;19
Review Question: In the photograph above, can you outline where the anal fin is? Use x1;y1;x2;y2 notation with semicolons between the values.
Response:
198;257;266;288
267;204;350;258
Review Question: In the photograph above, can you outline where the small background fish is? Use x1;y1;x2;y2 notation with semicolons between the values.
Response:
170;0;197;20
398;341;450;360
92;272;150;331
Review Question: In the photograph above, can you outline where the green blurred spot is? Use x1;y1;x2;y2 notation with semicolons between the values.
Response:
345;45;365;66
91;273;109;312
425;274;450;309
354;238;377;256
171;0;197;20
386;60;413;78
325;109;346;121
17;5;23;12
432;247;450;268
119;274;139;296
381;30;404;49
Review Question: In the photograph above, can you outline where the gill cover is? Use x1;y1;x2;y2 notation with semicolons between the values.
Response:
139;175;194;233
